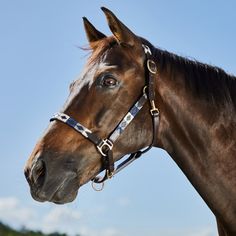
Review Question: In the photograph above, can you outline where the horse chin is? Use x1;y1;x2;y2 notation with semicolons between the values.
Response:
51;190;78;204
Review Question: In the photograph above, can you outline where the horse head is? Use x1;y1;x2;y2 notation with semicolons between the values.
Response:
24;8;157;204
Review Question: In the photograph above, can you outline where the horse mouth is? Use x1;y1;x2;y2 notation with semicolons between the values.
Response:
51;178;79;204
30;175;80;204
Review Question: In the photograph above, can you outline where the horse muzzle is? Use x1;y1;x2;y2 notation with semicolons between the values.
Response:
24;152;79;204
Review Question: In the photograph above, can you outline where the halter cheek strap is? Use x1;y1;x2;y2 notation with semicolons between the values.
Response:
50;44;160;188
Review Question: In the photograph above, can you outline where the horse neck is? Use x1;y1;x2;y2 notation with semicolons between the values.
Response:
153;51;236;232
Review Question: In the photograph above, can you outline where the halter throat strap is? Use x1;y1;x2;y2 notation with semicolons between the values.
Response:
50;44;159;186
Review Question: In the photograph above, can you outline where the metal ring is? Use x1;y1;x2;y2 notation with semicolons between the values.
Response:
91;179;105;191
143;86;147;95
147;59;157;74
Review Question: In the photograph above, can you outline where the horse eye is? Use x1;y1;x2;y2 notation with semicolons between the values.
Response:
101;75;118;88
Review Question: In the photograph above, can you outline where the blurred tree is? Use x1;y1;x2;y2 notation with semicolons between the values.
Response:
0;221;81;236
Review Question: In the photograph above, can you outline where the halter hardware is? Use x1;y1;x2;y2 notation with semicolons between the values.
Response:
150;100;160;117
97;139;113;156
147;59;157;74
50;44;160;189
142;44;152;55
91;180;105;191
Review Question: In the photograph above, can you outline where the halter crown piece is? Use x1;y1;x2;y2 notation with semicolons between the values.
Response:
50;44;159;191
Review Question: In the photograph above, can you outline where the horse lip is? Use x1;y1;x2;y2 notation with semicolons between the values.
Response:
30;188;47;203
29;171;79;204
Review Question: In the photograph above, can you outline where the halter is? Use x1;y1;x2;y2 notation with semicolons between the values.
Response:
50;44;159;190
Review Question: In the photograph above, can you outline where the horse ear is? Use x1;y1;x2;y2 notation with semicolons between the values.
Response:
101;7;138;46
83;17;106;47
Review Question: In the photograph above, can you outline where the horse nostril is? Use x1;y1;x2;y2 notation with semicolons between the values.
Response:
31;159;46;188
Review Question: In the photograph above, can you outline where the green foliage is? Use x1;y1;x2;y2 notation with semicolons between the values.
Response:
0;221;78;236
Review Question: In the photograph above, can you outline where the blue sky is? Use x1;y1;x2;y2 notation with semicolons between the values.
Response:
0;1;235;236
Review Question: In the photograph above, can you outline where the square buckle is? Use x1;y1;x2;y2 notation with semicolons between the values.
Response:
150;100;159;117
97;139;113;156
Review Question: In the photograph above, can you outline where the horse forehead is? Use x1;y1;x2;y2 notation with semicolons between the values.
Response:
82;62;117;81
97;62;118;71
82;46;140;82
102;46;140;68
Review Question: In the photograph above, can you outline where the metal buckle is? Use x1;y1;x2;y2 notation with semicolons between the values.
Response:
97;139;113;156
150;108;159;116
150;100;159;117
106;169;114;179
147;59;157;74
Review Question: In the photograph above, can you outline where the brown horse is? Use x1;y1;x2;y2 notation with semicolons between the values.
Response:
24;7;236;236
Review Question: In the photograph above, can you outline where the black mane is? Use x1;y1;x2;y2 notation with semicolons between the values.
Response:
142;38;236;108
